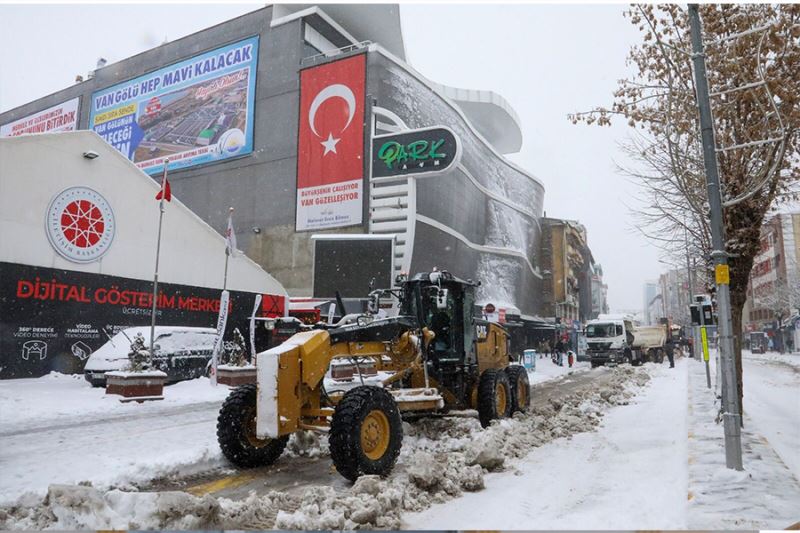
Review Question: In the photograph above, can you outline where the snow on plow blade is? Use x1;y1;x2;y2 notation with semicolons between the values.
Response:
256;330;330;439
390;387;444;411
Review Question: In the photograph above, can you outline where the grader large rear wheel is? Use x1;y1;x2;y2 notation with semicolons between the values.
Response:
217;383;289;468
329;385;403;482
477;368;512;428
505;365;531;413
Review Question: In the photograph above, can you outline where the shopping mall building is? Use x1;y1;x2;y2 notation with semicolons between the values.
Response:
0;4;548;371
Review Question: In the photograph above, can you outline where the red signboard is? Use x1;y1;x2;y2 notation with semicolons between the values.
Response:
296;54;366;231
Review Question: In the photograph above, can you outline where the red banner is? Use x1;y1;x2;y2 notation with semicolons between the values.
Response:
296;54;366;231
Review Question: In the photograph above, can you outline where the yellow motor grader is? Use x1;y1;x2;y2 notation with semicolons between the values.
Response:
217;270;530;481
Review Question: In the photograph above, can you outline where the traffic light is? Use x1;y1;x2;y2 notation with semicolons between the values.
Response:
690;304;701;326
690;302;714;326
702;303;714;325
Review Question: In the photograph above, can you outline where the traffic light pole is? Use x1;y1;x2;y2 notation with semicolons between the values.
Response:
688;4;743;470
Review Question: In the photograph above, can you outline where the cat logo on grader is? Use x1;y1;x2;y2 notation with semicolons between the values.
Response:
217;271;530;481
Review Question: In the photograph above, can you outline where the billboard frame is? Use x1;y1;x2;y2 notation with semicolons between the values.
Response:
309;233;396;300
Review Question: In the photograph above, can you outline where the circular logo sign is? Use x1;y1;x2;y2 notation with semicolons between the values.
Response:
217;128;245;156
46;187;115;263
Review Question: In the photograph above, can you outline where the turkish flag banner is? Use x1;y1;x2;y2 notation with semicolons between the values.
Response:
296;54;366;231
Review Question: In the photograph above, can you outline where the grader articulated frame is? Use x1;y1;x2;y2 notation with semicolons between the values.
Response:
217;271;530;481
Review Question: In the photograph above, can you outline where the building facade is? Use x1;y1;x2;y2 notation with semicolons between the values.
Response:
743;212;800;350
0;5;545;320
539;217;594;323
590;263;609;319
642;281;658;325
0;132;288;378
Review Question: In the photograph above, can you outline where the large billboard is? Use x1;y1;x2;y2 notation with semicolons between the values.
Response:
312;236;394;298
88;37;258;175
0;261;285;379
0;98;79;138
296;54;366;231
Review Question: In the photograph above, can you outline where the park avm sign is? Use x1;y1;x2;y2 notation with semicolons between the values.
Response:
372;126;461;179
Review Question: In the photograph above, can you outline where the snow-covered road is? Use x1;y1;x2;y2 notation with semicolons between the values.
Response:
405;352;800;530
2;353;797;530
403;359;688;529
0;374;229;504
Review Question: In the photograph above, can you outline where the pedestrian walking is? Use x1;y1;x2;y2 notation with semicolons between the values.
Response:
555;339;565;366
665;337;675;368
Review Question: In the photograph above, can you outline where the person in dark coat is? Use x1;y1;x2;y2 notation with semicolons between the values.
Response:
555;339;565;366
665;337;676;368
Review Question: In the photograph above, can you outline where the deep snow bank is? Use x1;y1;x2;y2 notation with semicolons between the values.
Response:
0;365;651;530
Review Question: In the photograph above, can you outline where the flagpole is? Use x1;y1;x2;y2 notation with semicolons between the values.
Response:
223;206;233;290
149;159;169;361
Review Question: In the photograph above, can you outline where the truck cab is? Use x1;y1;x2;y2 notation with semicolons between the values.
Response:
585;318;634;367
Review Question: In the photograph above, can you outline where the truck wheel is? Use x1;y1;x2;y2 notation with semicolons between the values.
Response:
591;361;601;368
477;368;512;428
505;365;530;413
329;385;403;482
217;383;289;468
655;349;665;364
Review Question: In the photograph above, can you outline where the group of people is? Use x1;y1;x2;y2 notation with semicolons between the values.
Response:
537;339;574;368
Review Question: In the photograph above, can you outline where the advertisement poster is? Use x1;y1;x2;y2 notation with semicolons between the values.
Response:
88;37;258;175
0;98;79;138
296;54;366;231
0;261;285;379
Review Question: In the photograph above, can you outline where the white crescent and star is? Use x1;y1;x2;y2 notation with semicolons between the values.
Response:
308;83;356;156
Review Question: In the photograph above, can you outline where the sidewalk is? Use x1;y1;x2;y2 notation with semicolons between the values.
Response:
686;355;800;529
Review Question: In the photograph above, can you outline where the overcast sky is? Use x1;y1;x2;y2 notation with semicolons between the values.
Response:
0;3;663;312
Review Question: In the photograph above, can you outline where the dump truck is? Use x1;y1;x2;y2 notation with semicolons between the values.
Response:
585;315;669;368
216;270;529;481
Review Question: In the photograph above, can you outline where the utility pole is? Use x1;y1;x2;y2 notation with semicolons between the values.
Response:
688;4;743;470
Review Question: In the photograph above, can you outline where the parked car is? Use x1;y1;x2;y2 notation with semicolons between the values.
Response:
84;326;218;387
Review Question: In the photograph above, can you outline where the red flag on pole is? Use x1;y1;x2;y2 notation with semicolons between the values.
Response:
155;164;171;202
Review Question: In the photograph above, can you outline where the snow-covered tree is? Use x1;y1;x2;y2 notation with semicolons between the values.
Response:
224;328;249;367
127;332;151;372
571;4;800;415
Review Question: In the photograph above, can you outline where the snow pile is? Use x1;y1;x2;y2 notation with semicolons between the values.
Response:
285;431;328;459
0;365;652;530
527;355;591;384
0;484;219;530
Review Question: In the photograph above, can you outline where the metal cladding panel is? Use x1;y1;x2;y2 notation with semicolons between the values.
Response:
366;52;544;316
410;223;540;317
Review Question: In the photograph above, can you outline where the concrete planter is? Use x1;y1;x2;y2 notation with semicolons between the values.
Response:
217;365;256;386
105;370;167;402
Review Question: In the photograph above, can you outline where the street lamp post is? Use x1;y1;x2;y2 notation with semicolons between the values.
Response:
688;4;743;470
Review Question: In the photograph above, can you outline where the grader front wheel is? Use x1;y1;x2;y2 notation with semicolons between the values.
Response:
477;368;512;428
505;365;531;413
329;385;403;482
217;383;289;468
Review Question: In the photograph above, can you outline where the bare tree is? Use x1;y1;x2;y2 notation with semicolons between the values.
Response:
571;4;800;415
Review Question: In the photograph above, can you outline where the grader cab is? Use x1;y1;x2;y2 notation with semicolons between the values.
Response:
217;270;530;481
